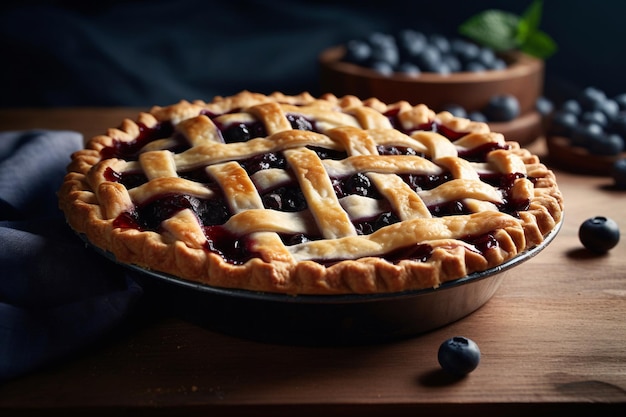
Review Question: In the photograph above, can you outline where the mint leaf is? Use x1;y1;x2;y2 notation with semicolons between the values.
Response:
522;0;543;33
519;30;557;59
516;0;556;58
458;10;519;51
517;0;543;45
458;0;557;59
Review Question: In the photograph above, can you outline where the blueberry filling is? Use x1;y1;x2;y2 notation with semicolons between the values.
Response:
178;167;216;184
218;121;266;143
377;145;424;156
100;122;179;160
113;192;230;232
104;167;149;189
213;113;318;144
480;172;532;214
309;146;348;160
458;141;509;162
239;151;287;174
286;113;316;131
353;212;401;235
384;108;435;133
332;172;383;199
104;108;527;265
279;233;319;246
261;185;307;212
401;172;453;191
430;201;471;216
203;225;258;265
319;241;432;266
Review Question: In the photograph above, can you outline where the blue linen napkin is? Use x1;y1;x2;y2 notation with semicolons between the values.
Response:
0;130;143;383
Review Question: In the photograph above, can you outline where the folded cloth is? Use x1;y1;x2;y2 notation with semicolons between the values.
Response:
0;130;143;383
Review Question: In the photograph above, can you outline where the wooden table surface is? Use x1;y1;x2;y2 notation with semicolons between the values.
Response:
0;108;625;416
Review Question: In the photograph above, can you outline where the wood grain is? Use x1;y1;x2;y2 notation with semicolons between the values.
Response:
0;108;624;416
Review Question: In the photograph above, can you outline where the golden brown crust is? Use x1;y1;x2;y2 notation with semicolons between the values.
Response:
58;90;563;295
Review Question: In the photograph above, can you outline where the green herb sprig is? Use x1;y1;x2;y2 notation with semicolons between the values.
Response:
458;0;557;59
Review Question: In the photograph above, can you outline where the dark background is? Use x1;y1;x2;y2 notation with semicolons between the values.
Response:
0;0;623;108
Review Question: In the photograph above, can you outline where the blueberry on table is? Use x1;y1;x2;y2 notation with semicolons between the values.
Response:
579;216;620;253
437;336;481;376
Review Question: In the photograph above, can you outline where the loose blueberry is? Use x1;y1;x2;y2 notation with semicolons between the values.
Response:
482;94;520;122
579;216;620;253
438;336;481;376
611;158;626;189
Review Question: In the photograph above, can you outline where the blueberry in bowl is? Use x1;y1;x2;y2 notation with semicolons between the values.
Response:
546;86;626;175
612;158;626;189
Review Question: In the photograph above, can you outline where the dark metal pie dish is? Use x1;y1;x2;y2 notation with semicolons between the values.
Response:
83;219;561;345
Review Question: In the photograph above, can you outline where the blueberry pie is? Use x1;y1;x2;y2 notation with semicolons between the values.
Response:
58;91;563;295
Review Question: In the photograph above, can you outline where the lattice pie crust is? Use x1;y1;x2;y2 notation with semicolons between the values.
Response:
58;91;563;295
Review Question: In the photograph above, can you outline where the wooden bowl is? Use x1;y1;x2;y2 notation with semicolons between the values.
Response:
319;45;545;145
546;135;626;176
